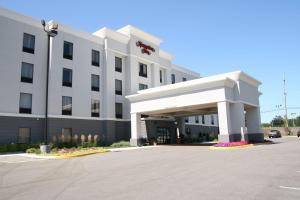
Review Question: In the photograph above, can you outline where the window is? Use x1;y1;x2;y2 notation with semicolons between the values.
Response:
139;83;148;90
182;77;187;82
115;79;122;95
62;128;72;142
171;74;175;84
23;33;35;54
21;62;33;83
185;117;189;123
62;96;72;115
195;116;199;123
18;128;31;143
211;115;215;125
139;63;147;77
202;115;205;124
91;74;100;91
159;70;163;83
91;99;100;117
91;50;100;66
115;103;123;119
115;57;122;72
62;68;72;87
19;93;32;114
63;41;73;60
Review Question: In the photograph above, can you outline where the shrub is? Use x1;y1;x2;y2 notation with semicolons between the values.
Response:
26;148;41;154
93;135;99;147
110;141;130;148
0;144;8;153
87;134;93;147
17;144;29;152
8;143;18;152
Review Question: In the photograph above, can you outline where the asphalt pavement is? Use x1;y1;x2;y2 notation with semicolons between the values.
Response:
0;137;299;200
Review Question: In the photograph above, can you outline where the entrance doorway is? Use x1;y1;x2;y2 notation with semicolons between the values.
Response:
156;127;171;144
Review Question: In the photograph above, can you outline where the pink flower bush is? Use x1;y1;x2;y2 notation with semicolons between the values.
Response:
214;141;248;147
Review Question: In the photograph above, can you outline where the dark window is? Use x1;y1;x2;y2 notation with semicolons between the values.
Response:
21;62;33;83
62;68;72;87
23;33;35;54
115;103;123;119
19;93;32;114
185;117;189;123
182;77;187;82
62;96;72;115
195;116;199;123
91;99;100;117
211;115;215;125
160;70;163;83
202;115;205;124
18;128;31;143
115;79;122;95
139;83;148;90
171;74;175;84
115;57;122;72
63;41;73;60
91;74;100;91
91;49;100;66
139;63;147;77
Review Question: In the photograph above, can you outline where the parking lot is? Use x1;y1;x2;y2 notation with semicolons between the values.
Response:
0;137;300;200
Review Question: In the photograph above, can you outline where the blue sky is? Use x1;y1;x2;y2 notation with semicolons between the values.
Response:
1;0;299;123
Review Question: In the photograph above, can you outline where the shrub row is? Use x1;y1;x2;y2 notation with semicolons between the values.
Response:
0;143;39;153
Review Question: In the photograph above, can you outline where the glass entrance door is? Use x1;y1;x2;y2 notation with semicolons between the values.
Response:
156;127;171;144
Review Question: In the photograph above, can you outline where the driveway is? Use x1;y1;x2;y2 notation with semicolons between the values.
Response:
0;137;300;200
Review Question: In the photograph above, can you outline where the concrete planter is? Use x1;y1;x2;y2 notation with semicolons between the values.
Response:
40;145;51;154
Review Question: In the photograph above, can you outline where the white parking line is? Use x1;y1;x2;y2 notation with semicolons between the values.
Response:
279;186;300;191
296;171;300;173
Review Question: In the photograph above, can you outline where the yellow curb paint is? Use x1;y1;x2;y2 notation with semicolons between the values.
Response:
35;149;110;159
209;144;254;150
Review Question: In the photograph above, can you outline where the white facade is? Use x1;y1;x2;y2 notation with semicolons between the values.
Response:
0;7;218;144
127;71;263;145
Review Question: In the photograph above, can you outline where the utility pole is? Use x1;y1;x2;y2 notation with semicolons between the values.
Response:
283;73;289;131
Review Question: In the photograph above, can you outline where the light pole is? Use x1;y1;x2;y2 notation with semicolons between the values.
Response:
41;20;58;152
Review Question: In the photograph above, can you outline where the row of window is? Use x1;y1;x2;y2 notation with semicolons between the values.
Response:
23;33;188;84
185;115;215;125
23;33;100;66
18;93;124;119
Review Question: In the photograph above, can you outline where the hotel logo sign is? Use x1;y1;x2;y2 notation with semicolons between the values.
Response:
136;41;155;55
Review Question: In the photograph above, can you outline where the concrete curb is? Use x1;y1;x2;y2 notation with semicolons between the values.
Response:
110;145;159;152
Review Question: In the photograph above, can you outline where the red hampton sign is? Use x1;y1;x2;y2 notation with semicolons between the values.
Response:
136;41;155;55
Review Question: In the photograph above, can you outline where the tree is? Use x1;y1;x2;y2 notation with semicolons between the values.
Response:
271;116;285;127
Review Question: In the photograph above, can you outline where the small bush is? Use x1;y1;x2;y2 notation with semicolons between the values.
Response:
26;148;41;154
110;141;130;148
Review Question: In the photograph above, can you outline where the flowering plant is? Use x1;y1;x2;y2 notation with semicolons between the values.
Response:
214;141;248;147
